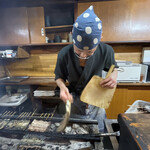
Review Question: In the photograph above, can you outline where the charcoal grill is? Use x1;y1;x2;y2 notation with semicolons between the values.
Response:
0;107;119;150
0;109;100;141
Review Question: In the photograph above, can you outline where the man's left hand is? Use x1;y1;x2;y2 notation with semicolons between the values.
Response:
100;68;118;89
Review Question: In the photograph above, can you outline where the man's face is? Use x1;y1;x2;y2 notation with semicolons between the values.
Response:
73;45;97;59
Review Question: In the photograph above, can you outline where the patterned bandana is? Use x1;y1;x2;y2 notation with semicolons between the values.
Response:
72;5;102;50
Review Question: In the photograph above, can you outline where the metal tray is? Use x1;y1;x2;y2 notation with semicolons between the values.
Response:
0;76;29;83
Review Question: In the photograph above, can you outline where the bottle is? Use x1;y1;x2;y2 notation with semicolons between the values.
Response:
68;32;73;43
45;37;49;43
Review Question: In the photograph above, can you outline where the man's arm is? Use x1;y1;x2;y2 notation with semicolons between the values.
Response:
56;78;73;103
100;68;118;88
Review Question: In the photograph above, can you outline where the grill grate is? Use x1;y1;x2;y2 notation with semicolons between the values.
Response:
0;107;101;142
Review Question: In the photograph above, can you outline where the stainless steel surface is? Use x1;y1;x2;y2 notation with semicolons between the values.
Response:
0;76;29;83
0;77;9;81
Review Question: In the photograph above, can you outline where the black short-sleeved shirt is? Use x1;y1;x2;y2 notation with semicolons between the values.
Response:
55;42;118;94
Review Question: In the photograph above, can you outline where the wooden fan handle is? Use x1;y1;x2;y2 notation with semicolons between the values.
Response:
105;65;115;78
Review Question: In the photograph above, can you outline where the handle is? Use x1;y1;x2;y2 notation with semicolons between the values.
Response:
105;65;115;78
41;28;45;36
66;100;71;115
93;131;120;137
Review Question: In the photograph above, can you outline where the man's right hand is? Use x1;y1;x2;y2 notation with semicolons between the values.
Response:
60;87;73;103
56;78;73;103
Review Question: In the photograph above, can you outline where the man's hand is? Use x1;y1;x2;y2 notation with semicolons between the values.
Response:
56;78;73;103
100;68;118;88
60;86;73;103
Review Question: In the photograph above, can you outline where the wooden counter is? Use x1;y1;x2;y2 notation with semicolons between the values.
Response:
0;77;56;86
118;82;150;87
1;77;150;86
118;113;150;150
1;77;150;119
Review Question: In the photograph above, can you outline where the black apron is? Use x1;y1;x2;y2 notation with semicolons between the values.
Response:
58;56;95;115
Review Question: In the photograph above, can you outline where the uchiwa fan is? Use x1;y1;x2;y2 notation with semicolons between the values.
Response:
80;65;116;109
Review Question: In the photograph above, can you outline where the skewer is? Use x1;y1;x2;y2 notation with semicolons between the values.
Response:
2;111;9;118
44;113;47;119
19;112;26;119
25;112;30;118
40;113;44;118
24;112;29;118
20;112;28;119
0;111;7;118
10;112;16;119
2;111;11;118
18;112;26;119
17;112;24;119
1;111;8;118
50;106;57;119
45;113;51;120
2;111;8;115
23;112;29;119
8;111;14;118
43;113;48;120
29;108;37;120
27;112;32;119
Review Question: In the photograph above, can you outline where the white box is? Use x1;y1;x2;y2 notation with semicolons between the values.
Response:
142;47;150;64
102;63;148;83
117;64;141;82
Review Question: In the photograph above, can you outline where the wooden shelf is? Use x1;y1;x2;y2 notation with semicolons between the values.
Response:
0;42;72;47
28;42;72;47
42;42;72;45
103;40;150;44
1;40;150;47
45;25;73;33
45;25;73;30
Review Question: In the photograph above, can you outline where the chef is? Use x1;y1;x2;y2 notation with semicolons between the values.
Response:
54;5;118;132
